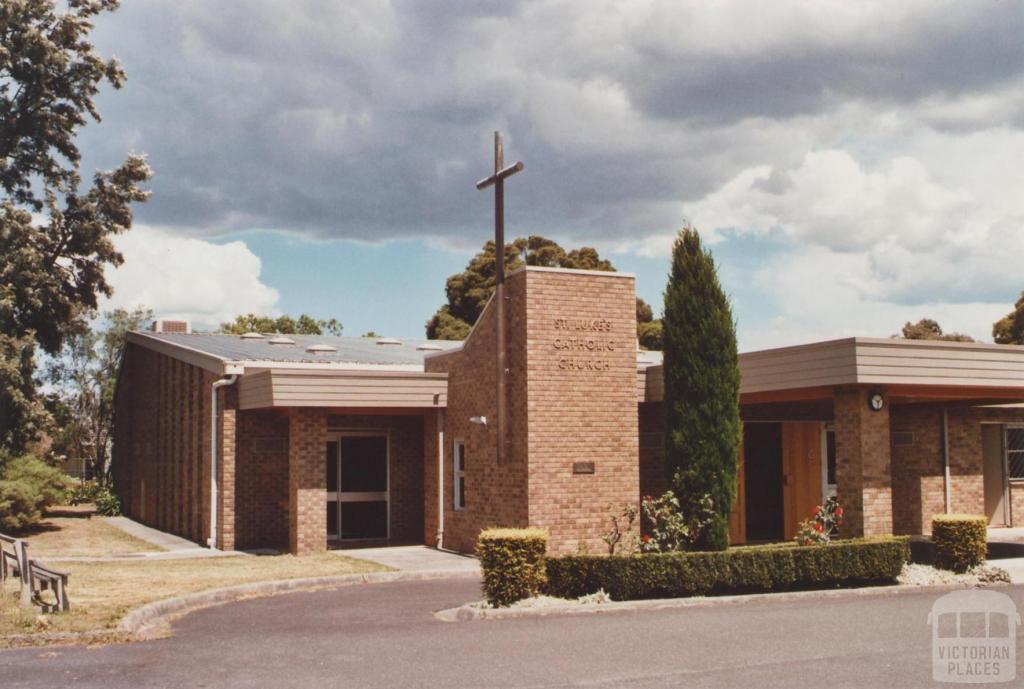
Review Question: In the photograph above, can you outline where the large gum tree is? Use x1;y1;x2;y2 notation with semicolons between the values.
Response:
0;0;151;454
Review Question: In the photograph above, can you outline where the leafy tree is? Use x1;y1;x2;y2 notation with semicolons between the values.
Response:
898;318;974;342
637;298;663;350
993;292;1024;345
426;235;662;344
361;331;383;338
45;307;152;480
220;313;343;336
662;228;741;551
0;0;151;455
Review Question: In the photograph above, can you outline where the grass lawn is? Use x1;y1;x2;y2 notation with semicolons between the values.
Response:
19;506;160;558
0;552;389;644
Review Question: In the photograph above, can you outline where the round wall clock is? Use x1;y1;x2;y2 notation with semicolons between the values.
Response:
868;392;885;411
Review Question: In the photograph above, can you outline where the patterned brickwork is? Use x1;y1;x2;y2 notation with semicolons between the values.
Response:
111;344;219;546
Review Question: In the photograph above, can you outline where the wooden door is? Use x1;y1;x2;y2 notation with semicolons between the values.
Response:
982;425;1008;526
782;422;823;540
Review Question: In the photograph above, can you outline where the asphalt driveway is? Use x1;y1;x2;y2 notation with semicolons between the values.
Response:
3;579;1023;688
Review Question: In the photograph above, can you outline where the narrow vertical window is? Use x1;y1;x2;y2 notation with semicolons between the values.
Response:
453;440;466;511
1008;428;1024;480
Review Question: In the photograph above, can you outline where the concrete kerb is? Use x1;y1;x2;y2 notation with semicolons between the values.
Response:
119;569;481;636
437;580;1017;622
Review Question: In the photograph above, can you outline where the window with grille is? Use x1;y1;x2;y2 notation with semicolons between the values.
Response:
1009;428;1024;480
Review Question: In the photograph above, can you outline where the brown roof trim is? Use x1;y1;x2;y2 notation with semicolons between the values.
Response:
126;331;235;375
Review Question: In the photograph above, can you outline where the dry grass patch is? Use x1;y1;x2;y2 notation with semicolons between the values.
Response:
0;552;389;644
19;506;159;558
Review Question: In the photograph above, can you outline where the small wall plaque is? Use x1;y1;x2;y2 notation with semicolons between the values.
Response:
572;461;595;475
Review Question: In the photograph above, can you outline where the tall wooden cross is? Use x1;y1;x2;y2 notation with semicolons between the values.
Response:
476;131;523;464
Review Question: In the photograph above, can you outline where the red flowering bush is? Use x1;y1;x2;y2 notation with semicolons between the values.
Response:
795;497;843;546
640;492;690;553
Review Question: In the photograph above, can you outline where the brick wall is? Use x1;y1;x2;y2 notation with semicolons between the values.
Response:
889;404;945;535
112;344;217;546
947;407;1024;527
288;408;328;554
422;409;442;546
429;267;639;555
524;269;639;554
834;387;893;537
234;410;289;550
425;274;530;554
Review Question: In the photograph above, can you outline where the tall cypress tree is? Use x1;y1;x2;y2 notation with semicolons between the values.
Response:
662;228;741;550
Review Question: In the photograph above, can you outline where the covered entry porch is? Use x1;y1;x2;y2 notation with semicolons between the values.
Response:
234;368;447;554
732;337;1024;543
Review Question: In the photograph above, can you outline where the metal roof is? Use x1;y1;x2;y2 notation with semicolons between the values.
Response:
134;331;463;367
131;330;662;373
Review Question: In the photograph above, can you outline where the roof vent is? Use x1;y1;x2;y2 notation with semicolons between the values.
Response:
376;337;402;346
267;336;296;346
305;344;337;354
240;332;265;340
151;319;191;334
416;343;443;351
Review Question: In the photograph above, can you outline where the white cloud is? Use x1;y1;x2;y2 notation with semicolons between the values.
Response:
738;246;1008;349
102;227;280;329
626;145;1024;349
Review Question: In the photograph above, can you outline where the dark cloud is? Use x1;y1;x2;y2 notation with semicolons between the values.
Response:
78;1;1024;245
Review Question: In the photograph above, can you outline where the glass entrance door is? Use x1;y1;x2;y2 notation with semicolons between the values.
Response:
325;434;389;541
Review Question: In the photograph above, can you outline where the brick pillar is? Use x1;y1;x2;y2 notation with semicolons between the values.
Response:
288;409;328;554
217;385;237;550
834;387;893;537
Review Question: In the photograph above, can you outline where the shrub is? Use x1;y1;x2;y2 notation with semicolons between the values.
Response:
93;487;122;516
795;497;845;546
640;492;690;553
932;515;988;573
0;480;43;532
68;480;122;516
0;454;71;533
2;454;69;508
602;503;638;555
544;537;910;601
476;527;548;607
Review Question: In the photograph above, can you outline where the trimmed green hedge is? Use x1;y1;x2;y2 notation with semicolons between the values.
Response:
544;537;910;601
932;515;987;573
476;527;548;607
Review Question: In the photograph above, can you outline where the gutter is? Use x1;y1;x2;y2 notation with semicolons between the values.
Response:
209;374;238;549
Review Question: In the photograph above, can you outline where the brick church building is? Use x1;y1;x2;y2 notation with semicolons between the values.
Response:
112;266;1024;554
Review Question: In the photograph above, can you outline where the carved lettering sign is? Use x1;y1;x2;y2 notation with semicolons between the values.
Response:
553;316;617;373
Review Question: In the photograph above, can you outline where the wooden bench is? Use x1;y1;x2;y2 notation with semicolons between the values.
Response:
0;533;31;607
28;560;70;613
0;533;71;612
